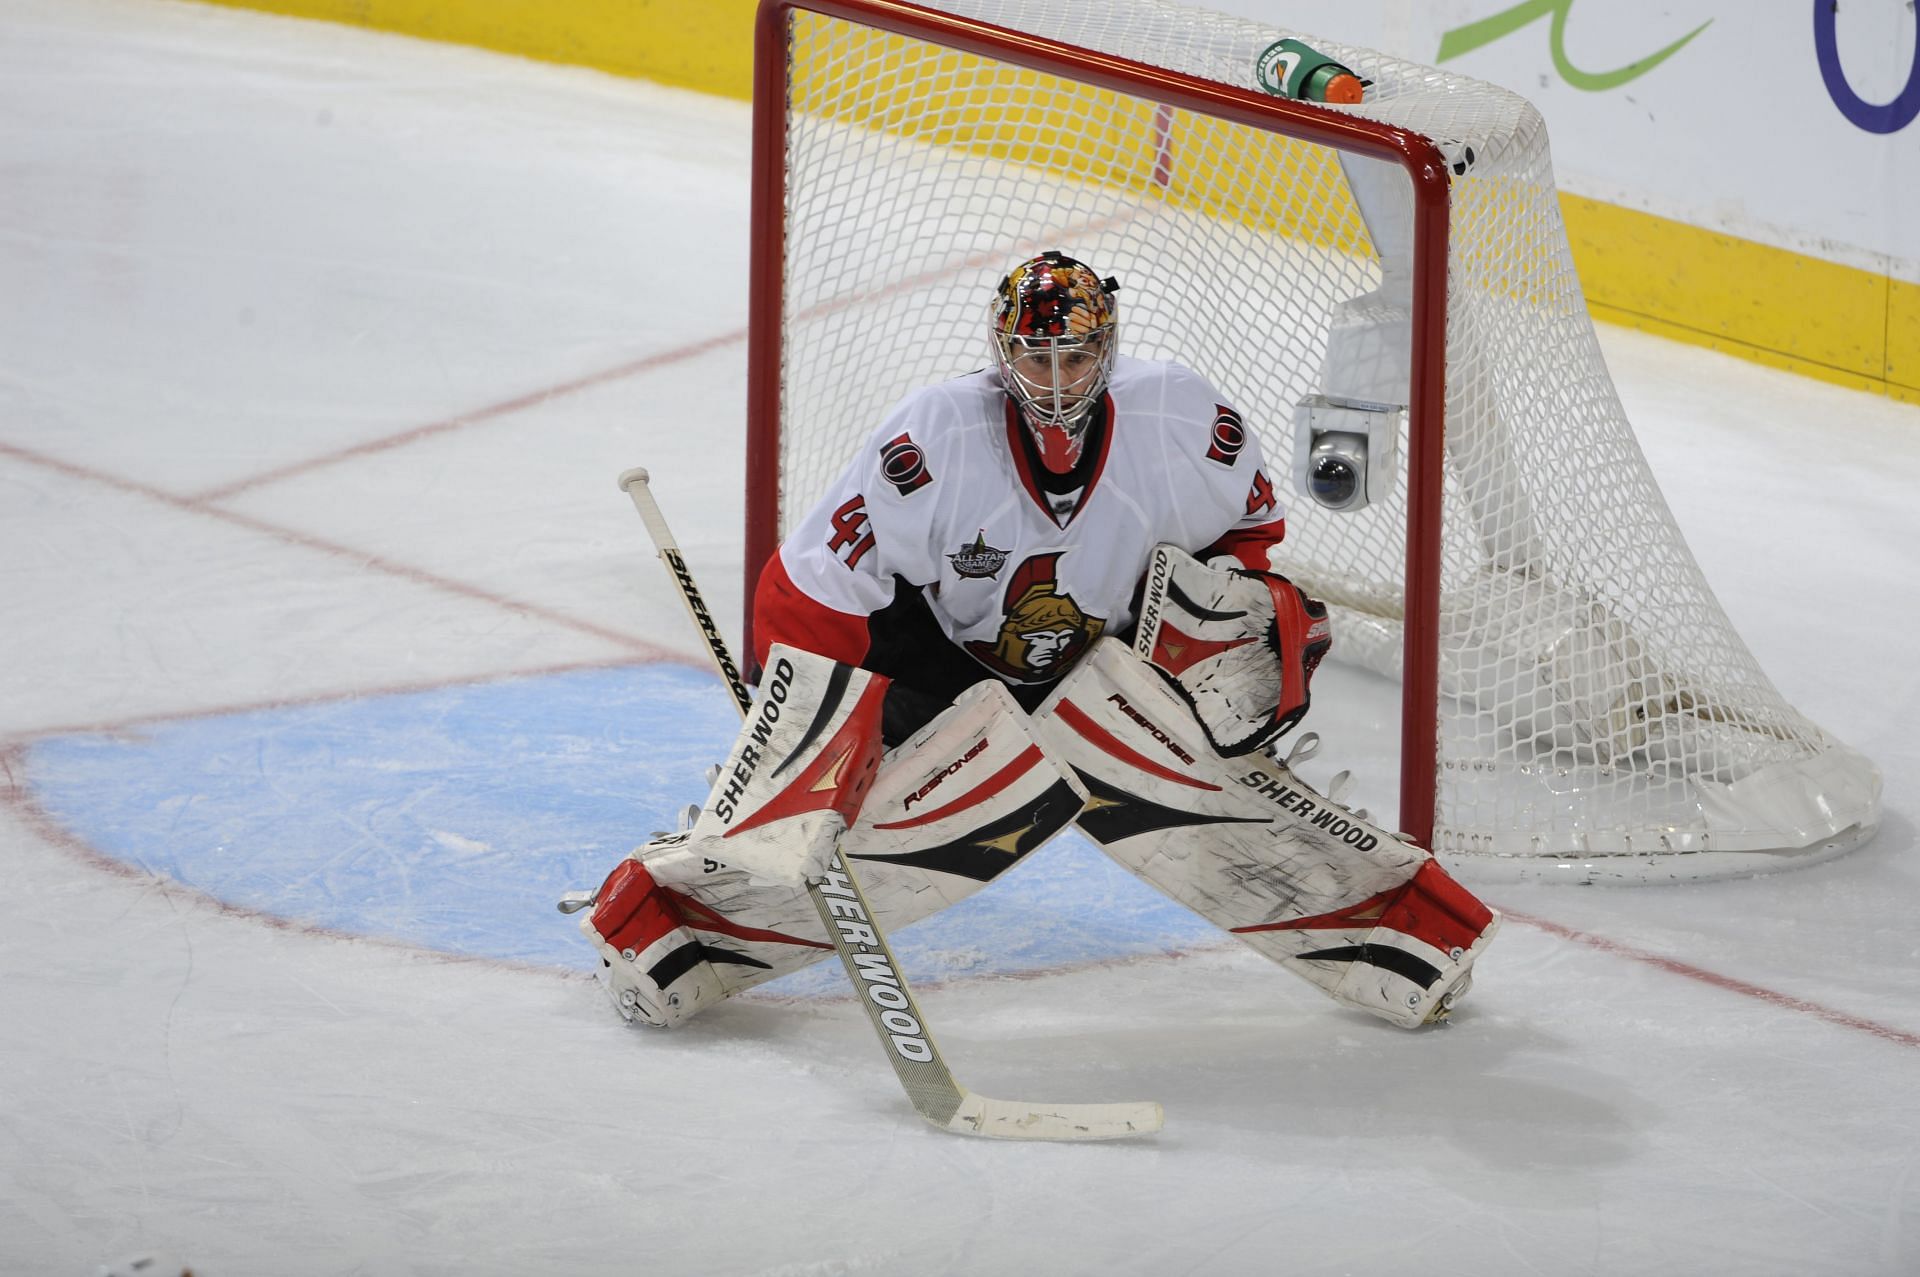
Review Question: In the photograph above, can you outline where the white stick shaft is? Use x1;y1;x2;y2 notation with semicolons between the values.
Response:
620;469;754;716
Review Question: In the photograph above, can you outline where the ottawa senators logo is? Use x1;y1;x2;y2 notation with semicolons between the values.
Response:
964;552;1105;683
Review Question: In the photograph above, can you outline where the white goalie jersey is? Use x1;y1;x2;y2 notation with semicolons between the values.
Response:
757;356;1288;687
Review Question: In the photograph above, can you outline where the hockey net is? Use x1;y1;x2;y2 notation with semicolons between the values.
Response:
743;0;1880;882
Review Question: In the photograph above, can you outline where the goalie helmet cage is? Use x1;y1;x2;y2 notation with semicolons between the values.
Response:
741;0;1881;883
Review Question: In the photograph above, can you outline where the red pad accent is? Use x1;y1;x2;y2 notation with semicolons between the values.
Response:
874;744;1044;831
1149;620;1257;678
1054;698;1220;791
1231;882;1400;934
751;551;872;671
1376;859;1495;955
666;887;831;951
726;675;891;836
1233;861;1493;953
589;859;687;957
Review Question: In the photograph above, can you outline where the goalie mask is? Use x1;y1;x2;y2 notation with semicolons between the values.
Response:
990;252;1119;473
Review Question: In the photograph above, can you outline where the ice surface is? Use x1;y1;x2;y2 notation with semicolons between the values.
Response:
2;2;1917;1274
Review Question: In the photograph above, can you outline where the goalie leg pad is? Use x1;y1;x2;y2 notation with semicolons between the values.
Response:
578;677;1088;1025
581;857;733;1028
1033;639;1498;1028
1238;858;1498;1027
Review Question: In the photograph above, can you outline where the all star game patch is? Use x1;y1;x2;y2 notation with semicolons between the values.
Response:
948;530;1010;579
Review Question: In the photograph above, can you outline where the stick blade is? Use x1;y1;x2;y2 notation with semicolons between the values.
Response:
940;1091;1164;1142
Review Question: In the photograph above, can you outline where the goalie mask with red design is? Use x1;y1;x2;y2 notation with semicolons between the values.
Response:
989;252;1119;473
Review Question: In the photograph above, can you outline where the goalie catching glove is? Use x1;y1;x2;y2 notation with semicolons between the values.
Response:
1133;543;1331;756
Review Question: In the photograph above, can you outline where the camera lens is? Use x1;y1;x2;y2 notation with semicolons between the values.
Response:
1309;454;1360;509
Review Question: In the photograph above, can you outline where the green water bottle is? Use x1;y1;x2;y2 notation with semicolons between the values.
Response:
1254;38;1365;104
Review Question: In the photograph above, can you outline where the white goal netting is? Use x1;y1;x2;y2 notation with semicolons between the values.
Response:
759;0;1880;881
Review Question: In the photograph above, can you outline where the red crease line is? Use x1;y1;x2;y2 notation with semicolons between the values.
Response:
0;438;671;657
0;654;713;748
191;329;749;502
1503;906;1920;1050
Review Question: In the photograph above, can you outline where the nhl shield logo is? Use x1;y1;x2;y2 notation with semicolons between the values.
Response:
947;530;1009;579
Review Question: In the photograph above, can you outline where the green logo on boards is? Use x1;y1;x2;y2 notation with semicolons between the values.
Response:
1437;0;1710;92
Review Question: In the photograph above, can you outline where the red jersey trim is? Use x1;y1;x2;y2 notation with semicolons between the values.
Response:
752;549;872;671
1002;394;1115;526
1202;518;1288;572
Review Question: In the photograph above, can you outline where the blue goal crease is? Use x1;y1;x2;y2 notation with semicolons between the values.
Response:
23;664;1218;993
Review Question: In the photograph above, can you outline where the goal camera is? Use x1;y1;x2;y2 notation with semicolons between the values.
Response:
1292;395;1403;512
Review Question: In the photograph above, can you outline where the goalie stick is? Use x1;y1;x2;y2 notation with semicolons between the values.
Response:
616;466;1162;1141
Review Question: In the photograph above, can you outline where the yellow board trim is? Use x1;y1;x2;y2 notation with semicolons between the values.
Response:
1562;193;1920;402
190;0;761;98
187;0;1920;404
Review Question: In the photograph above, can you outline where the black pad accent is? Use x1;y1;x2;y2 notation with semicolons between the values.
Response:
1165;575;1247;623
851;779;1085;882
773;660;852;777
648;939;771;988
1070;768;1266;845
1297;943;1442;990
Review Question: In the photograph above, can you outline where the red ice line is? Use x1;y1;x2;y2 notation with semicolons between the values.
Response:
1498;907;1920;1050
190;328;751;503
3;655;682;747
0;437;670;662
181;213;1149;503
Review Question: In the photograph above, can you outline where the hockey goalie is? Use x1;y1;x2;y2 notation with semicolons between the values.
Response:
575;254;1499;1032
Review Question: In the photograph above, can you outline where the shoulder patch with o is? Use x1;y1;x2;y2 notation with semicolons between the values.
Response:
1206;406;1245;466
879;432;934;495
